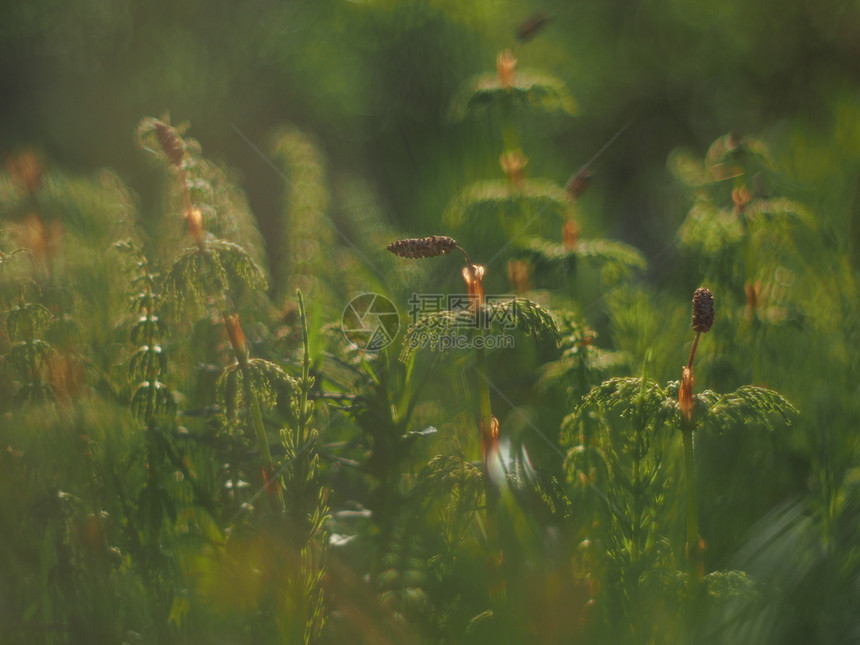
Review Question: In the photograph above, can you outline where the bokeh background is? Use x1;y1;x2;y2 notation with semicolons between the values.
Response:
5;0;859;269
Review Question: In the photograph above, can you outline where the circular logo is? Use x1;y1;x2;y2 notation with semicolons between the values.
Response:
341;293;400;352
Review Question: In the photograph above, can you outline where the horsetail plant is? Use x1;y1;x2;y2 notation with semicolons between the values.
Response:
679;287;714;586
388;236;497;468
389;235;558;477
563;371;677;644
564;286;796;638
116;240;184;639
4;287;55;404
389;234;559;635
276;290;329;644
218;312;291;514
138;116;278;513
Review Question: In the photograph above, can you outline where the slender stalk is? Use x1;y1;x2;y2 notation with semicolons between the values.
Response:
475;345;493;427
294;291;312;509
682;424;699;586
631;453;641;567
683;330;702;587
233;331;286;513
687;331;701;370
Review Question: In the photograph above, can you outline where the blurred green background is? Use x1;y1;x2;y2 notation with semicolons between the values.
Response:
5;0;859;268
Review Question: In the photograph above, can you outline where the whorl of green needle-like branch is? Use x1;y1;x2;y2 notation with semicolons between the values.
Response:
520;237;647;276
180;160;270;273
566;377;671;429
6;301;51;340
7;339;53;380
448;70;577;122
538;314;627;391
703;132;773;172
661;380;797;432
216;358;295;423
399;298;559;363
443;180;571;228
678;196;816;260
131;380;175;422
162;239;267;314
699;385;797;430
575;377;796;434
414;454;485;500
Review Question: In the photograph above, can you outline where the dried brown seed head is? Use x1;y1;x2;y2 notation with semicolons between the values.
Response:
516;13;551;42
692;287;715;333
154;121;186;168
387;235;458;259
566;170;593;200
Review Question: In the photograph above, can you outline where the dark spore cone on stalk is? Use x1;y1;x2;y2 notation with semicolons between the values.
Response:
387;235;460;259
692;287;715;333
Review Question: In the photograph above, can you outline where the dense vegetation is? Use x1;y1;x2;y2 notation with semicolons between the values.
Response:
2;1;859;643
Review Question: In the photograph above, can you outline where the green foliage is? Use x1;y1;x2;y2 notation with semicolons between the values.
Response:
277;291;329;644
162;238;267;315
538;312;628;397
519;236;648;282
217;357;294;423
399;297;559;363
4;295;55;403
449;68;577;122
444;179;571;228
692;384;798;432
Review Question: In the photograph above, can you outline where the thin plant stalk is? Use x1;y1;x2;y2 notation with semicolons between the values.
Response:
682;329;703;587
294;290;312;508
229;315;286;514
682;420;698;586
